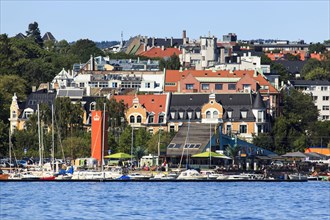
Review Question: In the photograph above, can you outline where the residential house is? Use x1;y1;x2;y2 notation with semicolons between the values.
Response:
164;69;280;117
112;94;169;134
166;92;270;157
9;89;56;134
288;80;330;121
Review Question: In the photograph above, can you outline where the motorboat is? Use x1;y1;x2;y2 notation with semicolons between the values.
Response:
127;173;151;180
151;172;176;180
177;169;207;180
200;170;224;180
217;173;250;180
288;173;308;180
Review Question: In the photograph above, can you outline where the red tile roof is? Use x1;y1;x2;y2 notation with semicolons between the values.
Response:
138;47;181;58
112;94;168;123
165;70;278;93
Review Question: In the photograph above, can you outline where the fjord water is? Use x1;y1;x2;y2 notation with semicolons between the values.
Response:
1;182;329;220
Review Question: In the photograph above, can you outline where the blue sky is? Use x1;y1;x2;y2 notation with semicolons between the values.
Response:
1;0;329;43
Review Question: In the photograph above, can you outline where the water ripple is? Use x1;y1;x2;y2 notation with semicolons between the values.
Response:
1;182;329;220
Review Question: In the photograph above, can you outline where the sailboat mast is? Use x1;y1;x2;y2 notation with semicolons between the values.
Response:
209;123;211;168
101;103;106;175
37;104;41;166
51;104;55;165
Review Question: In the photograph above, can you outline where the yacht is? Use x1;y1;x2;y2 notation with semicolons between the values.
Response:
177;169;207;180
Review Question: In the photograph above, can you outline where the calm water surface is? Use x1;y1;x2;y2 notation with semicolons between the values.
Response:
1;181;329;220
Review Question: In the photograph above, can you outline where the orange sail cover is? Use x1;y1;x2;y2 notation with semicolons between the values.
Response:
91;111;108;162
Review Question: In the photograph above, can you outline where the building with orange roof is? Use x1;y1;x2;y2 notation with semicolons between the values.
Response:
164;69;280;117
138;47;181;59
112;93;169;134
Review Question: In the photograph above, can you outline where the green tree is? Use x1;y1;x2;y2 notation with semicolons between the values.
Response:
308;43;326;54
118;126;133;153
0;120;9;157
0;75;28;122
271;62;291;81
159;53;181;70
26;21;43;47
301;58;322;78
260;54;272;65
252;133;275;152
272;89;318;153
304;67;330;81
69;39;105;63
308;121;330;148
62;136;90;159
286;53;300;61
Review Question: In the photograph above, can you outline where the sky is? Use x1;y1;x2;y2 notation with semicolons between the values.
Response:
0;0;329;43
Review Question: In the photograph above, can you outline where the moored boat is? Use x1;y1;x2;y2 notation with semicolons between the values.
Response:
177;169;207;180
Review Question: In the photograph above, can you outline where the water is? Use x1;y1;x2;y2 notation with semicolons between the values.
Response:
1;182;329;220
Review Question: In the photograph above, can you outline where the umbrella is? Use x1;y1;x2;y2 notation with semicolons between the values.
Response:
104;153;132;159
281;151;307;158
192;151;231;159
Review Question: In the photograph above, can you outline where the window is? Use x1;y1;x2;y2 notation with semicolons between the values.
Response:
257;125;263;133
137;115;142;123
12;111;17;119
240;125;247;133
243;84;251;92
323;96;329;101
312;96;318;101
202;84;209;90
170;125;175;133
321;86;328;91
227;110;233;118
323;106;329;110
322;115;329;120
215;84;223;90
241;110;247;119
112;82;118;88
202;56;205;61
130;116;135;123
213;111;218;118
90;102;96;111
257;111;263;122
79;83;84;87
145;83;150;88
226;125;232;134
148;115;154;123
206;111;211;118
25;111;33;119
186;84;194;90
228;84;236;90
159;115;164;123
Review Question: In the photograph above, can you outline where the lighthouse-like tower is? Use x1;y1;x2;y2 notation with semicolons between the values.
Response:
91;110;108;164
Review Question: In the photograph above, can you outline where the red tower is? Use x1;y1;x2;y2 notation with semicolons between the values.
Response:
91;110;108;163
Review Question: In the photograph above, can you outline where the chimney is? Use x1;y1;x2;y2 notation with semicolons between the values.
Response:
182;30;187;45
90;54;94;71
161;45;164;50
152;37;155;47
170;37;173;47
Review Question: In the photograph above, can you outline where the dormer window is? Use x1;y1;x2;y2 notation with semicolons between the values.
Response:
179;110;184;119
195;111;201;119
170;111;176;120
241;109;248;119
227;109;233;119
148;114;154;123
158;114;164;123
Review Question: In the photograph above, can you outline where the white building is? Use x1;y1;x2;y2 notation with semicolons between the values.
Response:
288;80;330;121
180;35;219;70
